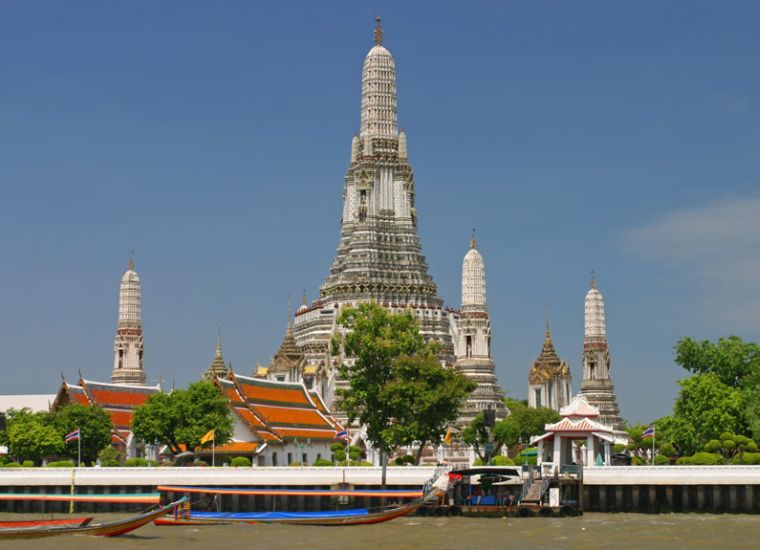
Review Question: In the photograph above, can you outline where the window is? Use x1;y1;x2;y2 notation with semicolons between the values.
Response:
287;452;293;465
589;361;596;380
302;453;308;464
534;388;542;408
466;336;472;358
272;453;278;467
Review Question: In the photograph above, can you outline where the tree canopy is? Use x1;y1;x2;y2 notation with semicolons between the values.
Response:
53;404;113;465
1;408;63;465
131;381;233;455
675;336;760;389
668;372;746;455
333;302;473;474
383;354;475;463
462;399;559;463
333;303;427;454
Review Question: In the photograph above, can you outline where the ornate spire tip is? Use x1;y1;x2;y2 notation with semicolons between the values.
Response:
469;227;477;249
590;270;597;289
128;250;134;271
374;16;383;45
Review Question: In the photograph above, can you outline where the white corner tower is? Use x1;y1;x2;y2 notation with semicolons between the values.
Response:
578;274;624;430
454;232;507;424
112;255;146;385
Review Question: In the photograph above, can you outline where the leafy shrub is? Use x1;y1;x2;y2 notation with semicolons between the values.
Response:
732;452;760;465
631;456;645;466
22;460;34;468
658;443;676;458
3;462;22;468
98;446;123;467
613;444;627;453
313;458;333;467
47;460;75;468
473;458;483;466
492;455;515;466
394;455;416;465
349;460;373;467
676;456;693;465
124;457;149;467
288;461;303;467
653;454;669;465
514;449;537;465
230;456;251;467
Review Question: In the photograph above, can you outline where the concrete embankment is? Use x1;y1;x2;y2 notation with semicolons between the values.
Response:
3;465;760;514
583;465;760;513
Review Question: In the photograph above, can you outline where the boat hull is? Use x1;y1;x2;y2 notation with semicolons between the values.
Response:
0;499;184;539
0;517;92;528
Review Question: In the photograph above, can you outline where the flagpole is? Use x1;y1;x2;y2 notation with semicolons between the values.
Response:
212;438;215;467
652;425;656;466
77;428;81;468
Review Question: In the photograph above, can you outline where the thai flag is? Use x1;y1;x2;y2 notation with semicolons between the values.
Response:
642;426;655;440
65;428;80;443
333;430;348;441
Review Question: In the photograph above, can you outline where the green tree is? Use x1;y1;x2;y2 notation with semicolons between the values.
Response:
502;398;560;444
53;404;113;465
132;381;233;455
669;373;746;455
382;354;475;464
2;409;63;465
675;336;760;389
332;302;429;485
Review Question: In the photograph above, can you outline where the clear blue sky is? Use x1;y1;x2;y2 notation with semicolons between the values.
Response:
1;1;759;423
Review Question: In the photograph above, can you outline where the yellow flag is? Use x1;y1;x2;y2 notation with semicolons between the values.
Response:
443;429;452;446
200;429;215;444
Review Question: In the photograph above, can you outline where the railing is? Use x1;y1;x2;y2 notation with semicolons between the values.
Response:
537;475;551;504
518;476;532;503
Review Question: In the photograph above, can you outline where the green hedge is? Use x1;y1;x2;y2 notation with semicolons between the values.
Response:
47;460;76;468
313;458;333;467
230;456;251;467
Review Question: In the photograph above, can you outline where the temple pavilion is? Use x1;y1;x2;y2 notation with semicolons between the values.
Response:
530;396;627;470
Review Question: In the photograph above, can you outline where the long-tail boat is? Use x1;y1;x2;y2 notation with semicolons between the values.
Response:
0;498;185;540
0;517;93;528
155;500;421;526
155;471;448;527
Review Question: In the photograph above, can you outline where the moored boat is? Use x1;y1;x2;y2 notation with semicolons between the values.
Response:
0;517;93;528
0;498;185;539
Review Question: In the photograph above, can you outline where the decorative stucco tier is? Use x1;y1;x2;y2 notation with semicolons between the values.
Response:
578;276;625;432
112;256;146;385
452;234;507;424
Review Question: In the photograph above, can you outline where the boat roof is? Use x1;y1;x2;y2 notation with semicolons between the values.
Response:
450;467;521;477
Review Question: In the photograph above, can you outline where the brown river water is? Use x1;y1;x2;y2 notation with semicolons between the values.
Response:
1;513;759;549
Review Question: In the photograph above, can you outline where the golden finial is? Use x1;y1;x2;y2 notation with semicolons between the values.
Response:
469;227;477;249
301;289;307;307
374;16;383;45
545;304;550;336
590;270;597;289
128;250;134;271
287;294;293;329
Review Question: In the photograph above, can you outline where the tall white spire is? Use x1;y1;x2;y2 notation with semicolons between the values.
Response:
461;231;487;312
112;254;146;385
360;17;398;138
584;273;607;342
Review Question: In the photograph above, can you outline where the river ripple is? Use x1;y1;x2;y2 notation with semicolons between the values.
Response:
1;513;759;549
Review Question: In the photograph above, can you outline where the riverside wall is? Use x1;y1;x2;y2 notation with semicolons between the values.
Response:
3;465;760;514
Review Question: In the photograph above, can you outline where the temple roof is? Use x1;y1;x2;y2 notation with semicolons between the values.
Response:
205;330;230;380
53;376;160;444
528;321;571;385
269;322;304;374
559;395;600;418
218;373;342;443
